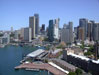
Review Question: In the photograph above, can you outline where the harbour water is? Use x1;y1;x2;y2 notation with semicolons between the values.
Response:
0;45;50;75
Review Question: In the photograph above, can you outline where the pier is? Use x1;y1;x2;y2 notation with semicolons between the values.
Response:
15;63;67;75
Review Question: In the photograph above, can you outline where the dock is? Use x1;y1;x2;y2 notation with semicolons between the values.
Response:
15;63;67;75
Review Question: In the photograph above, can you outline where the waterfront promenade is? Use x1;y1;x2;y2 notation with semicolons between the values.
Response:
15;63;67;75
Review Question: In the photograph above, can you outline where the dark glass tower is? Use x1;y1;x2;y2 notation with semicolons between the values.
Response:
48;20;54;42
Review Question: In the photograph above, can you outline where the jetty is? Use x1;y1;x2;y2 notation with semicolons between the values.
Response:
15;63;68;75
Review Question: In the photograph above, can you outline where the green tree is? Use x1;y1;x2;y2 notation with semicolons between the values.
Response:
75;68;82;75
84;51;92;56
88;45;94;52
43;38;49;41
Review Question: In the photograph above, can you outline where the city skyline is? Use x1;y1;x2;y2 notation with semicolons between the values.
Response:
0;0;99;30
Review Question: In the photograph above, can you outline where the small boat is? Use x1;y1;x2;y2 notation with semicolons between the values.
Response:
0;44;5;48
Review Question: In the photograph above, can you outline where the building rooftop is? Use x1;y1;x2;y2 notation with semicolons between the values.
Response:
27;49;45;57
51;59;76;71
68;53;99;64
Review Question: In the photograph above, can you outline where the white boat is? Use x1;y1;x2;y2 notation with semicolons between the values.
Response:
0;44;5;48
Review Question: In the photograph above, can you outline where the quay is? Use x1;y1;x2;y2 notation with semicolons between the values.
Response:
15;63;68;75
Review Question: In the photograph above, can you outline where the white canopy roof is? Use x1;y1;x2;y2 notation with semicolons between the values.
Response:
27;49;44;57
48;62;69;74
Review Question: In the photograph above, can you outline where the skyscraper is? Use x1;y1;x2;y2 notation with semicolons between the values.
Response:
48;20;54;42
20;28;24;41
11;27;13;32
87;22;93;41
78;26;85;41
74;27;77;39
69;22;73;42
61;24;70;44
79;18;88;40
34;14;39;35
61;22;74;44
93;23;99;41
41;24;45;31
24;27;32;42
54;18;60;40
29;16;35;39
94;41;99;60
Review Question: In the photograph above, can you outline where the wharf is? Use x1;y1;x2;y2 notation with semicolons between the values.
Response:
15;63;67;75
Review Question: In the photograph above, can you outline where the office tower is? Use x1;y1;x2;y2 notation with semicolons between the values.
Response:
78;26;85;41
79;18;88;40
61;24;69;44
48;20;54;42
90;20;95;41
74;27;77;39
87;22;93;41
54;18;60;40
29;16;35;39
24;27;32;42
14;30;19;41
11;27;13;32
20;28;24;40
68;22;74;42
93;23;99;41
40;24;45;35
61;22;74;44
34;14;39;35
94;41;99;60
41;24;45;31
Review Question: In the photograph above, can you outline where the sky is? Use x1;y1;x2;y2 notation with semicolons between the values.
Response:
0;0;99;30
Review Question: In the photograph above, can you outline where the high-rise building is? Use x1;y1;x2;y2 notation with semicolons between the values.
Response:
78;26;85;41
34;14;39;35
74;27;77;39
29;16;35;39
41;24;45;31
48;20;54;42
20;28;24;40
11;27;13;32
79;18;88;40
94;41;99;60
93;23;99;41
24;27;32;42
61;22;74;44
87;22;93;41
14;30;19;41
54;18;59;40
69;22;74;42
61;24;70;44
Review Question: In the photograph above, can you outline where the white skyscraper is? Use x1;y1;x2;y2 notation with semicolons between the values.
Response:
54;18;60;40
20;28;24;40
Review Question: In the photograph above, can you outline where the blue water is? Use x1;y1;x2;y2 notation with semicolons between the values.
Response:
0;45;50;75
